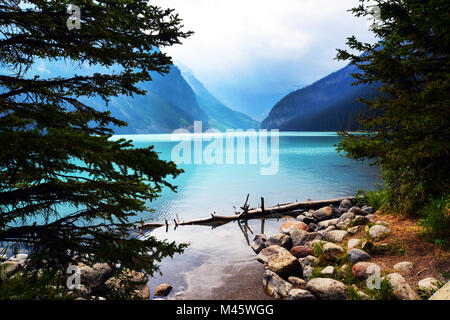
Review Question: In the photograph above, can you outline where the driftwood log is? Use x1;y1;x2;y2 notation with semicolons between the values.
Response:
138;196;357;230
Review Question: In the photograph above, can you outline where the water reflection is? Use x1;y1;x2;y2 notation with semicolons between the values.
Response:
140;215;295;300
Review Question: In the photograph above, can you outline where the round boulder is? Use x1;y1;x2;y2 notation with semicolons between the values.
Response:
288;289;316;300
264;247;301;277
368;225;392;240
418;277;440;296
312;206;334;221
266;233;292;249
305;278;348;300
347;249;371;264
393;261;414;274
339;199;352;211
325;230;348;243
257;245;285;264
385;273;420;300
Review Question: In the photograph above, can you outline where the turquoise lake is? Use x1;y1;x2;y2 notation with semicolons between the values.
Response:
114;132;380;224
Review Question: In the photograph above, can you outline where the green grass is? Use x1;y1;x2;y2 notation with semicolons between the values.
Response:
418;196;450;247
356;187;388;211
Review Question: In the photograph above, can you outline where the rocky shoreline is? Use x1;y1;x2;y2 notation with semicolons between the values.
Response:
1;198;448;300
251;199;449;300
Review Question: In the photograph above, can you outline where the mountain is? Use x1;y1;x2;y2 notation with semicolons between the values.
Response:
261;63;374;131
88;65;259;134
89;65;211;134
181;71;259;131
18;60;259;134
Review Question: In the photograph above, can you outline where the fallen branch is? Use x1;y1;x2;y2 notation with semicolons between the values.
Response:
138;196;357;230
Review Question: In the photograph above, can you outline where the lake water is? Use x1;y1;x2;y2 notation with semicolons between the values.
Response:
117;132;380;300
115;132;379;224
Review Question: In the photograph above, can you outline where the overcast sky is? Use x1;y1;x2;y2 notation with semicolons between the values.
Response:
152;0;377;119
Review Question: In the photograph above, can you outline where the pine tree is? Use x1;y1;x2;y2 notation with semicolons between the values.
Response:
0;0;191;281
336;0;450;213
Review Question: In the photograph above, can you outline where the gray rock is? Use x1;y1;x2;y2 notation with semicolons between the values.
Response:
264;247;301;277
305;278;348;300
347;249;371;264
418;277;440;296
369;225;392;240
352;216;370;226
347;238;361;249
251;234;267;254
312;206;334;221
266;233;292;249
339;199;352;211
385;273;420;300
318;218;339;230
366;214;375;221
338;211;355;222
349;206;366;216
361;205;373;215
257;245;285;264
299;255;319;269
154;283;172;297
288;276;306;287
375;221;389;227
263;270;293;299
322;242;345;261
288;289;316;300
393;261;413;274
302;266;314;281
104;270;148;299
290;229;322;247
320;266;335;276
80;263;114;290
325;230;348;243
